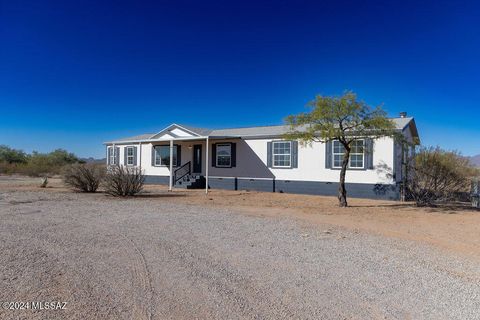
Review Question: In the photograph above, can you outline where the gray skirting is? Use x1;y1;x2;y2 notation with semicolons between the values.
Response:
144;175;170;185
144;175;399;200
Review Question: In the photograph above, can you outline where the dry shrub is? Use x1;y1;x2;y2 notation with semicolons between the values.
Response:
407;147;475;206
0;162;16;174
40;176;48;188
104;165;144;197
64;163;105;192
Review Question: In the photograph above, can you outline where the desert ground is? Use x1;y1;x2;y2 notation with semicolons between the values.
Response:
1;176;480;319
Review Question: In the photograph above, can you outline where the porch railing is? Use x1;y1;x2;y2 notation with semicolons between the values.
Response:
174;161;191;183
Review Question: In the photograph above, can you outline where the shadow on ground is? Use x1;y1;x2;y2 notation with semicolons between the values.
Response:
134;192;187;198
350;202;478;214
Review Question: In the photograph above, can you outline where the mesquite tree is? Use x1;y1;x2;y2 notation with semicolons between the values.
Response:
285;92;395;207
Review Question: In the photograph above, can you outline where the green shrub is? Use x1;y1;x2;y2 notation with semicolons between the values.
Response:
0;145;27;164
0;147;82;177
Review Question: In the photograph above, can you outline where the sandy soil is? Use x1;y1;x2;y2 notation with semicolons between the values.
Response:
142;185;480;260
2;176;480;319
2;176;480;260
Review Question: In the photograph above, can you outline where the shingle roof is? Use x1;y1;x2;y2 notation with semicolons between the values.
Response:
175;124;213;136
111;133;155;142
105;117;417;144
209;125;291;137
392;117;414;131
208;117;414;137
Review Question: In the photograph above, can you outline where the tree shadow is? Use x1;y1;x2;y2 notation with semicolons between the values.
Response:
348;203;413;209
349;202;479;214
423;203;479;214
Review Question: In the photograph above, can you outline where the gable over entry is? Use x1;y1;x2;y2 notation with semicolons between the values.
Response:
148;125;212;193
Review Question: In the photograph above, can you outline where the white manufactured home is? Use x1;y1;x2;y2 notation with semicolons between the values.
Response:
104;114;419;200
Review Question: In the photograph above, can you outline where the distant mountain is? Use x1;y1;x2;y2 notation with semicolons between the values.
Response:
468;155;480;167
80;157;105;164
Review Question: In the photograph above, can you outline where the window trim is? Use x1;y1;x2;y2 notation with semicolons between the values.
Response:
332;140;344;169
332;139;365;169
216;143;232;168
109;146;117;165
349;140;365;169
126;146;135;166
153;145;178;167
272;141;292;168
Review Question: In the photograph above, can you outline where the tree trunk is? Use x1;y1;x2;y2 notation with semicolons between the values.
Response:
338;148;351;207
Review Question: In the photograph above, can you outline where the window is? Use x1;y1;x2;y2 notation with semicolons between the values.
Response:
349;140;364;168
272;141;291;168
332;140;364;169
216;144;231;167
154;145;177;166
109;147;117;165
126;147;134;166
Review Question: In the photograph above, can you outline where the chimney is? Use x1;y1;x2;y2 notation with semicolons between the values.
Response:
399;112;407;118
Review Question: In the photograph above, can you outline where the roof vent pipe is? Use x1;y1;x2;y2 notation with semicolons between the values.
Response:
399;112;407;118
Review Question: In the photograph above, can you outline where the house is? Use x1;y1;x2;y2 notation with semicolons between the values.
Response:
104;113;419;200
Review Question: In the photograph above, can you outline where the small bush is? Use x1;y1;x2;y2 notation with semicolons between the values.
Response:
40;176;48;188
104;165;144;197
64;163;105;192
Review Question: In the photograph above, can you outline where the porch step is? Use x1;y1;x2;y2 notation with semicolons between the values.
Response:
174;175;206;189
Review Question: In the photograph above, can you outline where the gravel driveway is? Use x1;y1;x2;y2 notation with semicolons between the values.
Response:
1;189;480;319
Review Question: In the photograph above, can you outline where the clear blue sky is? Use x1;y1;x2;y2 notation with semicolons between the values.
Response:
1;0;479;158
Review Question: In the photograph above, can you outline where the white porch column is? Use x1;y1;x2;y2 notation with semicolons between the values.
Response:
138;142;142;170
205;137;209;194
169;140;174;191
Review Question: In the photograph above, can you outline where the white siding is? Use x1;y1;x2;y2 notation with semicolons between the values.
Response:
209;137;395;184
114;144;141;167
171;128;194;137
157;133;175;140
118;136;397;185
140;142;207;176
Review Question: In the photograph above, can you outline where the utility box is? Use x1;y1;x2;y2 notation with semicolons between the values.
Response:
472;179;480;208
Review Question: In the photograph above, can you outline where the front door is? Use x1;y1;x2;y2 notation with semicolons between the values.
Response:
193;144;202;173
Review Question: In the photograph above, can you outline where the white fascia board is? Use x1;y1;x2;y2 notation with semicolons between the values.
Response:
208;136;242;140
104;136;210;145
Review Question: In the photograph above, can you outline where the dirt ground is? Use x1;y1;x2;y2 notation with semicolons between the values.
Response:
3;175;480;260
162;187;480;260
2;175;480;319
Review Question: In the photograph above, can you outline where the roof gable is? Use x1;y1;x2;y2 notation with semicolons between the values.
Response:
149;124;204;139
